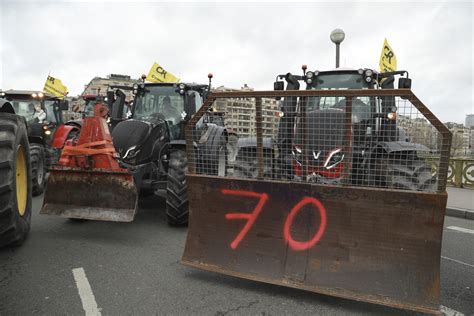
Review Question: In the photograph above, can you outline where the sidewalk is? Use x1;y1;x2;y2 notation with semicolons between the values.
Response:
446;187;474;220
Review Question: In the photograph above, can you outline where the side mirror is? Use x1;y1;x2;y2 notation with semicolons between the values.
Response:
274;81;284;91
111;90;126;121
59;100;69;111
106;91;115;110
398;77;412;89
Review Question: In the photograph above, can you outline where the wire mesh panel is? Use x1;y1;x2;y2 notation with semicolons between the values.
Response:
186;90;451;193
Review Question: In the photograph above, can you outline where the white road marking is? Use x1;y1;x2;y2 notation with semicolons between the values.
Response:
441;256;474;269
440;305;465;316
72;267;102;316
446;226;474;235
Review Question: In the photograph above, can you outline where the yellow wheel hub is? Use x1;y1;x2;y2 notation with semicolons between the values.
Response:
16;145;27;216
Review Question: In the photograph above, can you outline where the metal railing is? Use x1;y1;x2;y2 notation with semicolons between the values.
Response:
425;157;474;188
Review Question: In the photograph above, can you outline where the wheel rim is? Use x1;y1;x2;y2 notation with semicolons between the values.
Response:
16;145;28;216
36;151;44;184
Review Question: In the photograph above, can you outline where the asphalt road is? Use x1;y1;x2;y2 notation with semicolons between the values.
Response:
0;194;473;315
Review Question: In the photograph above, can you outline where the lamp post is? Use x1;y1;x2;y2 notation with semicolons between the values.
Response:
330;29;345;68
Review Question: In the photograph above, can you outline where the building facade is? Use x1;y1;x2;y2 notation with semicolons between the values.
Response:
82;74;139;102
212;84;281;138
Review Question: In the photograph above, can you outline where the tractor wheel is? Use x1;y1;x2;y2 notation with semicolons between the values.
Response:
30;144;46;196
0;114;32;248
166;150;188;226
376;153;437;192
233;148;272;178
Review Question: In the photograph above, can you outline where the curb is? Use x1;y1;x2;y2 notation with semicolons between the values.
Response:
446;207;474;220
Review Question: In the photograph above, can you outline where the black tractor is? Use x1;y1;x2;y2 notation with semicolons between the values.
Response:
0;90;69;195
271;67;435;191
110;77;229;225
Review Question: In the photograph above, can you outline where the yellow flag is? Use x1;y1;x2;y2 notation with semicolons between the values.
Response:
146;62;180;83
379;38;397;73
43;75;68;99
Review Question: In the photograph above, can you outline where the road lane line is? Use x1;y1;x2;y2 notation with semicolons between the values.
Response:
440;305;465;316
446;226;474;235
72;267;102;316
441;256;474;269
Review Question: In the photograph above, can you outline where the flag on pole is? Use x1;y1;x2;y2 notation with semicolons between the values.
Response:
43;75;68;99
379;38;397;73
146;62;180;83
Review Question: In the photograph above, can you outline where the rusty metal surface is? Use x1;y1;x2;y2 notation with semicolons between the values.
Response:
41;167;138;222
182;175;447;314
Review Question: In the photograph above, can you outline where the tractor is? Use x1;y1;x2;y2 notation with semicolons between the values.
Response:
0;90;75;195
0;98;32;247
270;67;435;191
110;75;230;225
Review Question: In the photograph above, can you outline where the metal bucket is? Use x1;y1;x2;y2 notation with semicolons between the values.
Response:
41;166;138;222
182;175;447;314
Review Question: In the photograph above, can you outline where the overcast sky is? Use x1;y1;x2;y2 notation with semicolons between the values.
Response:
1;0;472;123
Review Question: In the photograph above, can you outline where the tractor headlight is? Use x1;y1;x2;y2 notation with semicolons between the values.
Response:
365;69;373;77
133;83;139;90
0;92;5;97
179;83;186;90
179;89;185;95
306;78;313;84
44;130;52;136
32;93;37;98
123;145;140;159
292;145;303;164
38;92;44;98
324;148;344;169
306;71;314;79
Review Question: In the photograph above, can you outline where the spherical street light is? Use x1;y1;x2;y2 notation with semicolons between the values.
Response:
330;28;345;68
330;28;345;44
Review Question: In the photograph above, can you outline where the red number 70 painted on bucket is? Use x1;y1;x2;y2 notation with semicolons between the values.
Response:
223;189;327;251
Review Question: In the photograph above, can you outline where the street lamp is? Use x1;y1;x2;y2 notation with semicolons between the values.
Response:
330;28;345;68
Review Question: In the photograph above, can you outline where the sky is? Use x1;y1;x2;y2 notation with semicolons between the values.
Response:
0;0;472;123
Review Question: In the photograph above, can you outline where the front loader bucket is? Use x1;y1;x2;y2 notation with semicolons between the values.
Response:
41;167;138;222
182;176;447;314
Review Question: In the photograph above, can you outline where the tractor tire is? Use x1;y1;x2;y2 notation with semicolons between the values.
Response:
166;150;188;226
0;114;32;248
233;148;272;179
376;154;437;192
30;144;46;196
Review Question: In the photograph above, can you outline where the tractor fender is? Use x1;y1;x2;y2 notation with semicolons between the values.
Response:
237;137;273;149
28;136;44;146
374;141;430;154
197;124;228;162
169;139;187;148
0;99;15;114
65;120;82;129
51;124;80;149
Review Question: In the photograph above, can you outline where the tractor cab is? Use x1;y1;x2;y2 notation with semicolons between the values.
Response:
274;67;416;183
0;90;69;143
130;82;207;140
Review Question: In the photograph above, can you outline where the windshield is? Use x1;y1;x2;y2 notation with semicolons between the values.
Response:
307;73;372;123
133;85;184;123
11;100;41;121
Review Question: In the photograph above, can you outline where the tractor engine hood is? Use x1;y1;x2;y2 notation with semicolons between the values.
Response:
293;109;345;176
112;118;169;165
